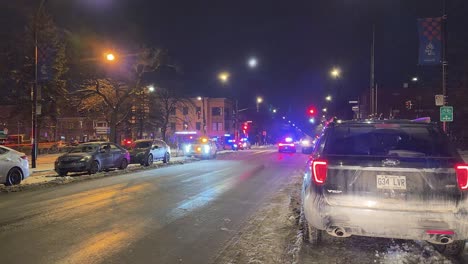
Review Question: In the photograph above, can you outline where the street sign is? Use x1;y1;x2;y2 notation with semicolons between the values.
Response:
349;100;358;104
440;106;453;122
435;95;444;106
352;106;359;111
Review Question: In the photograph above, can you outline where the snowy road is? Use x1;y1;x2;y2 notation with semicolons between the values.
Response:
0;147;306;264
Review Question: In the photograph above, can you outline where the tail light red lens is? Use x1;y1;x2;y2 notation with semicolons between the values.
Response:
311;159;328;185
455;164;468;190
20;155;28;160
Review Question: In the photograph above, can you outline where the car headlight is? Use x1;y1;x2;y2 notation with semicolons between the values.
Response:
80;156;91;162
203;145;210;153
302;140;311;146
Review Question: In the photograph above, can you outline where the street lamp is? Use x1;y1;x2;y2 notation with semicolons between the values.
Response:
325;95;332;101
248;57;258;68
197;96;206;135
218;71;230;83
322;108;327;112
272;109;277;113
330;67;341;78
256;96;263;112
106;53;116;61
148;85;155;92
412;77;418;82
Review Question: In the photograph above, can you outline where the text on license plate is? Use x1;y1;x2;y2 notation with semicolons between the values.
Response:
376;175;406;190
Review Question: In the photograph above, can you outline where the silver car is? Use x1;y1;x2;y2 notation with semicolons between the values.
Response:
301;119;468;257
0;146;30;185
127;139;171;166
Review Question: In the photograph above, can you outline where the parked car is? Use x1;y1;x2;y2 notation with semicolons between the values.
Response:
127;139;171;166
301;119;468;257
54;142;130;176
278;137;296;153
184;137;217;159
0;145;30;185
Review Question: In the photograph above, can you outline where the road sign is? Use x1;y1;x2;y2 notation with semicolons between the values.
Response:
440;106;453;122
349;100;358;104
352;106;359;111
435;95;444;106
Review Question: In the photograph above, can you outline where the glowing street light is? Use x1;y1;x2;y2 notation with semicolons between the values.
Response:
148;85;155;92
248;57;258;68
272;109;277;113
322;108;327;112
330;67;341;78
412;77;418;82
256;97;263;104
282;116;286;119
309;118;315;124
105;53;116;61
197;96;202;101
325;95;332;101
218;71;230;83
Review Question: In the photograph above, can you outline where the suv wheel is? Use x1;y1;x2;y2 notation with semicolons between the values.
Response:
119;159;128;170
301;210;322;245
145;154;153;166
433;240;466;257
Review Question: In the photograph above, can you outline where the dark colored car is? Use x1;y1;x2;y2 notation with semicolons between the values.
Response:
301;119;468;257
127;139;171;166
300;138;315;154
184;137;217;159
278;137;296;153
54;142;130;176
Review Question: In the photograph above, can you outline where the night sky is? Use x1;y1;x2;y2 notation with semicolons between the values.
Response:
2;0;467;124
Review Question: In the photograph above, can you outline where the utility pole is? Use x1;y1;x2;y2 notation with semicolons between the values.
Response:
32;1;47;168
442;0;448;132
370;24;376;117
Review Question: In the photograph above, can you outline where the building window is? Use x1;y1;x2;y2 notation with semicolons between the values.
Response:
196;122;201;131
170;108;176;115
212;107;221;116
212;122;223;131
170;122;176;131
196;106;201;112
183;107;189;115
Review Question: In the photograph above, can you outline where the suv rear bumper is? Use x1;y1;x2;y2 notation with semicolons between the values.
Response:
303;193;468;242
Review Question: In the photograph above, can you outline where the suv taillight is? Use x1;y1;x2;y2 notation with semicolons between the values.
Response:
455;164;468;190
311;159;328;185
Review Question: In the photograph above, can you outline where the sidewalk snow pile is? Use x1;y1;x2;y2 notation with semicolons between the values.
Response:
214;170;304;264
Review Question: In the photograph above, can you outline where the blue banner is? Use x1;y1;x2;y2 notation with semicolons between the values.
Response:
418;17;442;65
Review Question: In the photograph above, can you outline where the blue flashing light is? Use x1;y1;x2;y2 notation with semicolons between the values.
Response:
285;137;293;143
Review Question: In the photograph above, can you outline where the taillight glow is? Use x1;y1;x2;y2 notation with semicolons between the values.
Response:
312;160;328;185
455;165;468;190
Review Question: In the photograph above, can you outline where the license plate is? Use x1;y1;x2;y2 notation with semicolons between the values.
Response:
376;175;407;190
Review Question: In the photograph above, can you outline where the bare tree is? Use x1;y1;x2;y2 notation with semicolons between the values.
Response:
150;86;194;142
74;48;167;143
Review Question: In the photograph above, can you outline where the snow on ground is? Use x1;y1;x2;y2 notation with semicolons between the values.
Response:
213;169;304;264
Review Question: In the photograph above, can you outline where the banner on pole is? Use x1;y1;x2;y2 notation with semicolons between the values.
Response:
417;17;442;65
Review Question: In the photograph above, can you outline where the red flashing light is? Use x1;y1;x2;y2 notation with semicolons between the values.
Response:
307;106;317;116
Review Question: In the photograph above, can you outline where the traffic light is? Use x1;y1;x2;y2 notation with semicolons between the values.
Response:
405;100;412;110
307;106;317;116
243;124;248;130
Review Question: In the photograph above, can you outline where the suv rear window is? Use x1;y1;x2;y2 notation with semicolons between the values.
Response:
323;124;456;157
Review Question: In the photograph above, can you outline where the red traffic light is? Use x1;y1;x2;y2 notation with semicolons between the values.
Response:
243;125;248;130
307;106;317;116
